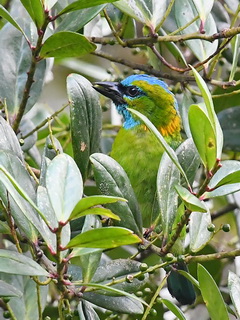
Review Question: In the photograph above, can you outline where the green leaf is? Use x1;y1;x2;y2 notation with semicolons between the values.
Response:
0;280;22;297
198;264;230;320
128;108;190;187
174;0;218;61
114;0;151;25
56;5;106;32
77;215;102;283
157;152;180;236
70;207;120;221
68;74;102;182
0;23;46;115
175;185;207;213
190;66;223;159
83;292;144;314
208;160;240;189
188;104;217;171
70;195;126;220
90;153;142;236
229;34;240;81
192;0;214;23
66;227;141;249
203;184;240;198
40;32;96;58
20;0;45;28
0;249;49;276
0;221;11;234
58;0;118;15
0;5;28;40
161;299;186;320
46;153;83;223
78;301;100;320
218;107;240;152
228;271;240;318
189;211;213;252
177;270;200;289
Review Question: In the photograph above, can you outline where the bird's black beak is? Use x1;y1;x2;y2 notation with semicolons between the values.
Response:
93;81;125;104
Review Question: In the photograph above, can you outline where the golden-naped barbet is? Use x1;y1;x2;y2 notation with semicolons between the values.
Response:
93;74;196;305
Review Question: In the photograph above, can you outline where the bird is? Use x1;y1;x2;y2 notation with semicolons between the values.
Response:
93;74;196;305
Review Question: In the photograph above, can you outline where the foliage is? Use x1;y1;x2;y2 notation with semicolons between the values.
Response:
0;0;239;319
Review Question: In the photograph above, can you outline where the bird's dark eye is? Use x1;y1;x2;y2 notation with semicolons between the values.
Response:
125;86;139;97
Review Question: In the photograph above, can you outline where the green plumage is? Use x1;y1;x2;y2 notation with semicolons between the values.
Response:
94;74;196;305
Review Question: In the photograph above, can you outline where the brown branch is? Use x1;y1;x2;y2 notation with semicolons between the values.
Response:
185;249;240;263
90;26;240;47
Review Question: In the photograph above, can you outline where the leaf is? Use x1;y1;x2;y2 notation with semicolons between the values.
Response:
0;23;46;115
208;160;240;189
58;0;118;15
203;184;240;199
0;280;22;297
175;185;207;213
192;0;214;24
157;152;180;236
20;0;45;28
56;5;106;32
40;32;96;58
198;264;229;320
78;300;100;320
83;292;144;314
0;249;49;276
70;195;126;220
128;108;190;187
161;299;186;320
174;0;218;61
228;271;240;318
0;117;24;162
218;106;240;152
90;153;142;236
68;74;102;182
0;5;28;40
188;104;217;171
177;270;200;289
66;227;141;249
113;0;151;25
71;207;120;221
229;34;240;81
46;153;83;223
190;66;223;159
189;211;213;252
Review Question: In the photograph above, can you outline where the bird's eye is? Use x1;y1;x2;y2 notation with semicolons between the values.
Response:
126;86;139;97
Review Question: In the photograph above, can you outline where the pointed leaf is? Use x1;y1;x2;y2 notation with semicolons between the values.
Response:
175;185;207;213
198;264;229;320
78;300;100;320
189;211;213;252
208;160;240;189
192;0;214;23
161;299;186;320
68;74;102;182
70;207;120;221
157;152;180;236
203;184;240;198
58;0;118;15
0;249;49;276
188;104;217;170
90;153;142;236
70;195;126;220
46;153;83;222
228;271;240;318
0;5;28;40
190;66;223;159
20;0;45;28
40;32;96;58
0;280;22;297
114;0;151;25
66;227;141;249
229;34;240;81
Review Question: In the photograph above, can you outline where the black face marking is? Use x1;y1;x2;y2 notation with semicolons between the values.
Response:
118;84;144;99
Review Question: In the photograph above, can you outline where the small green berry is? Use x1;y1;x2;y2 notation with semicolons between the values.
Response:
44;317;51;320
140;263;148;271
137;274;145;281
47;144;53;149
2;297;10;303
126;275;134;283
150;308;157;316
156;297;162;304
207;223;215;232
143;287;151;294
165;253;174;261
222;224;230;232
136;291;143;297
19;138;24;146
3;311;11;319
